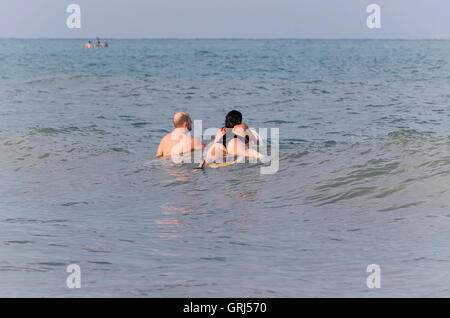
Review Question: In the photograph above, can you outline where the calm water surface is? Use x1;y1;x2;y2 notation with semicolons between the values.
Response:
1;39;450;296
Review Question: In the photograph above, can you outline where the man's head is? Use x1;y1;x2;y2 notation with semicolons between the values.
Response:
173;112;192;131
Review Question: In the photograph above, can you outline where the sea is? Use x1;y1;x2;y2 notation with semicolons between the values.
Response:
0;39;450;297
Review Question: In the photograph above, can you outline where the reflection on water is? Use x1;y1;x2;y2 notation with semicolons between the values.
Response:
161;204;193;215
161;159;200;182
156;204;191;239
232;191;258;203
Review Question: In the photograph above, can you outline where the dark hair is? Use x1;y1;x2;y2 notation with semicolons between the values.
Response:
224;110;242;128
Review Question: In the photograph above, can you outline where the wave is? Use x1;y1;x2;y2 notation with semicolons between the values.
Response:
0;127;129;169
32;126;81;135
24;74;111;85
2;126;449;214
264;120;296;124
269;130;448;210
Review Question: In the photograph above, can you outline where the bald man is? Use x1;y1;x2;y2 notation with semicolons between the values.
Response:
154;112;205;158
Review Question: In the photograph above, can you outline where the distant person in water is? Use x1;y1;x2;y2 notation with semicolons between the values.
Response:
200;110;262;168
155;112;205;158
103;41;108;48
85;41;92;48
96;41;102;48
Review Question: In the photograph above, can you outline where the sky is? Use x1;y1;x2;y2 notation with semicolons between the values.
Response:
0;0;449;39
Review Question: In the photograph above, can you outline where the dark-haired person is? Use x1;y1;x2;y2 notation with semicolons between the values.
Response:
201;110;262;166
155;112;205;158
96;40;102;47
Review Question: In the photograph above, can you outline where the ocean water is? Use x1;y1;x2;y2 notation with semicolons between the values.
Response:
1;39;450;297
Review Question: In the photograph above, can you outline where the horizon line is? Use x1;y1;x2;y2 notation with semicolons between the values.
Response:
1;37;450;41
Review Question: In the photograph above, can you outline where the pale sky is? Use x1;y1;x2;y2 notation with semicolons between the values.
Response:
0;0;449;39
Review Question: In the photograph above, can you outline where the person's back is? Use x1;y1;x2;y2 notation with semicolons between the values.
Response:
205;111;261;163
157;129;200;158
155;112;205;158
225;124;261;159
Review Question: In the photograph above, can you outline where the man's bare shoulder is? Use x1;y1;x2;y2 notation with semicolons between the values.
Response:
155;133;171;157
161;132;175;142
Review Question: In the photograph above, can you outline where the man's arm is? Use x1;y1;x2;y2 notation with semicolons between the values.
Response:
191;136;206;150
154;138;164;157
